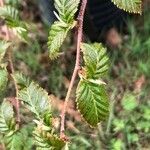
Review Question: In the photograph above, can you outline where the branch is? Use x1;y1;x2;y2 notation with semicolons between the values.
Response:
60;0;87;139
0;0;20;125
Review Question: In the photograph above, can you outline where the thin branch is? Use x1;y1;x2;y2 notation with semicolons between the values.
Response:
60;0;87;139
1;0;20;125
7;48;20;125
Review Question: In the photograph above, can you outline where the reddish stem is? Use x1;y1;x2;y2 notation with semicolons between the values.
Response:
60;0;87;139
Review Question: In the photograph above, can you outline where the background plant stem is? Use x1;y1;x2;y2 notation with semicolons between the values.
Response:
0;0;20;126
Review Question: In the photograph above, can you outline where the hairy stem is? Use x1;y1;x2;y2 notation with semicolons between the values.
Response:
1;0;20;125
60;0;87;139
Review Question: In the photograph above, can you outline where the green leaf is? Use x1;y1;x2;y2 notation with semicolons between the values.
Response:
111;0;142;14
0;41;11;63
54;0;80;23
33;129;66;150
0;5;28;41
48;21;72;59
81;43;109;79
18;82;51;119
4;127;34;150
122;93;138;111
0;69;8;100
76;79;109;127
0;5;18;20
0;100;16;133
13;72;31;90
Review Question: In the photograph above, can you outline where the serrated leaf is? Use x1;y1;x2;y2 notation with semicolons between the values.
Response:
81;43;109;79
111;0;142;14
48;21;71;59
54;0;80;23
13;72;31;89
4;126;33;150
0;40;11;63
76;79;109;127
6;18;28;42
0;69;8;100
5;0;19;6
0;5;19;20
0;100;16;133
33;129;66;150
18;82;51;119
0;5;28;41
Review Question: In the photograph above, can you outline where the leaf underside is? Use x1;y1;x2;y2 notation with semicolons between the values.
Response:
76;80;109;127
111;0;142;14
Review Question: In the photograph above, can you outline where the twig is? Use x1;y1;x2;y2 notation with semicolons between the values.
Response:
1;0;20;125
60;0;87;139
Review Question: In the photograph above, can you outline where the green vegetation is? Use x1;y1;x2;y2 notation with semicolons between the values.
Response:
0;0;149;149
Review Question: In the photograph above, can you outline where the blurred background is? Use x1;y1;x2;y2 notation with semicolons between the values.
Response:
0;0;150;149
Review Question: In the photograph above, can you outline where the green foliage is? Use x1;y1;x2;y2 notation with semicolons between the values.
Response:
18;82;51;119
54;0;80;23
0;100;16;133
33;128;65;150
13;72;31;89
0;5;28;41
48;0;79;59
0;69;8;100
0;5;19;20
122;93;138;111
76;79;109;127
0;0;146;149
76;43;109;127
4;126;33;150
0;41;10;63
111;0;142;14
48;21;72;59
5;0;19;6
81;43;109;79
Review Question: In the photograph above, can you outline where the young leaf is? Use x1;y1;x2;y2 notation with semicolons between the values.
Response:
48;21;71;59
18;82;51;119
0;5;28;41
4;127;33;150
0;69;8;100
13;72;31;89
0;41;11;63
76;79;109;127
0;100;16;133
54;0;80;23
0;5;19;20
81;43;109;79
111;0;142;14
33;128;66;150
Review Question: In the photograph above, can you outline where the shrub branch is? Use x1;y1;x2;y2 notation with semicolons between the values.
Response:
60;0;87;139
0;0;20;126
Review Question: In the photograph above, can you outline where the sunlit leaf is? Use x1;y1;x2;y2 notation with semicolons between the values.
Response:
111;0;142;14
